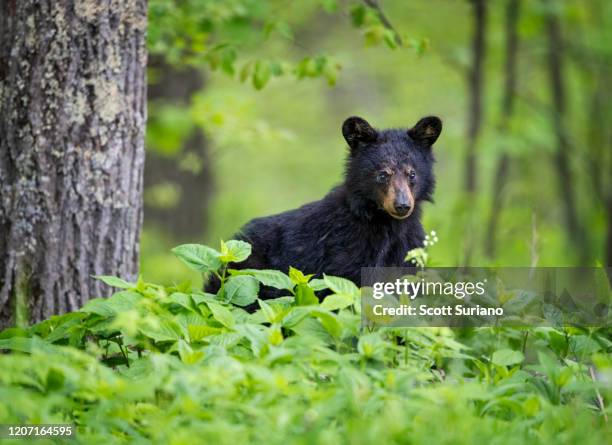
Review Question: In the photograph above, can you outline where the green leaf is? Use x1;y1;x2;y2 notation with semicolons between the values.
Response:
350;4;367;26
219;240;252;264
139;318;182;342
491;349;524;367
167;292;196;312
240;61;253;83
258;299;279;324
80;298;115;317
253;61;271;90
0;336;54;354
364;25;385;46
81;291;141;317
178;340;204;365
323;275;359;298
308;278;328;291
310;309;342;339
230;269;294;290
234;324;268;356
207;302;235;328
288;267;313;285
320;293;354;311
172;244;222;273
221;48;236;76
295;283;319;306
45;368;65;392
223;275;259;307
94;275;133;289
188;324;222;342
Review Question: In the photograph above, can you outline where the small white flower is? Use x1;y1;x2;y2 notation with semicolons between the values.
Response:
423;240;429;246
433;236;439;243
431;230;437;236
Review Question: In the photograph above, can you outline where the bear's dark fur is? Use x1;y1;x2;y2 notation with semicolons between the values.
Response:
206;115;442;295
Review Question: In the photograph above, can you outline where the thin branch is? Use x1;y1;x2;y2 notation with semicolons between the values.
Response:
363;0;403;46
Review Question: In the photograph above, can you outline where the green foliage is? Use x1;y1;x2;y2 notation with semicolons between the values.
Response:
1;242;611;443
148;0;426;92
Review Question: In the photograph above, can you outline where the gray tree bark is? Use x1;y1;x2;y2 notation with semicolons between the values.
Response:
0;0;147;328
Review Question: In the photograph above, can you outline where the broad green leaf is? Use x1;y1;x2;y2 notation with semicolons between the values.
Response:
288;267;313;285
139;318;182;342
94;275;133;289
308;278;328;291
219;240;252;263
80;298;116;317
80;292;141;317
207;302;235;329
295;283;319;306
258;299;279;324
178;340;204;365
230;269;294;290
0;336;54;354
171;244;222;273
223;275;259;307
188;324;222;342
310;309;342;339
320;293;354;311
234;324;268;356
491;349;524;367
323;275;359;298
168;292;196;312
281;307;311;329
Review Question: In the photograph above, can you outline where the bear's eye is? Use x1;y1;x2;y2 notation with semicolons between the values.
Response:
376;171;390;183
408;170;416;180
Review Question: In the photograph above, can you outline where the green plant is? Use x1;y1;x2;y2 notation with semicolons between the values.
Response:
0;241;610;444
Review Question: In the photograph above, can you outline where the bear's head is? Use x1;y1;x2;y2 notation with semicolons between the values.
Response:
342;115;442;220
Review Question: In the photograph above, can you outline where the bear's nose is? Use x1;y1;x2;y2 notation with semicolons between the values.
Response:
394;203;411;215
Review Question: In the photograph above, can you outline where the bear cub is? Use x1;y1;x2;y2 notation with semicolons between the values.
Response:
207;115;442;295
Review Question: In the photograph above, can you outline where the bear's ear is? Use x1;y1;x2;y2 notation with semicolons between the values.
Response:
408;116;442;147
342;116;378;150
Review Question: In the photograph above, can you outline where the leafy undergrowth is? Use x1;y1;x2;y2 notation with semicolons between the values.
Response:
0;241;610;444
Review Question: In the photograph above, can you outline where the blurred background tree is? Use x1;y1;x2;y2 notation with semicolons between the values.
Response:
143;0;611;285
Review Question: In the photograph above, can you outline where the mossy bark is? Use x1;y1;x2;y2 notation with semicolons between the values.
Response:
0;0;147;328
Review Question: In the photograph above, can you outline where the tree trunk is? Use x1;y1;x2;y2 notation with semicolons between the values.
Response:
464;0;487;193
485;0;520;258
607;201;612;268
0;0;147;328
543;0;588;263
462;0;487;265
145;56;213;242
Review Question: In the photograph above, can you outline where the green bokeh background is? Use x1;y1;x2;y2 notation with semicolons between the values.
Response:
141;0;610;286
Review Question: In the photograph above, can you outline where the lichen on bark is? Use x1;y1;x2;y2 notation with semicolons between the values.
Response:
0;0;148;328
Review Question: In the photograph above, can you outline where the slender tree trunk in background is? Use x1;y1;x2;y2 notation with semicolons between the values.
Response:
485;0;520;258
586;68;612;271
145;57;213;242
0;0;147;328
462;0;487;265
464;0;486;193
543;1;588;263
607;201;612;270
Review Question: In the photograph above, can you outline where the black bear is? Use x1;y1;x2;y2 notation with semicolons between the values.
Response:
207;115;442;294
